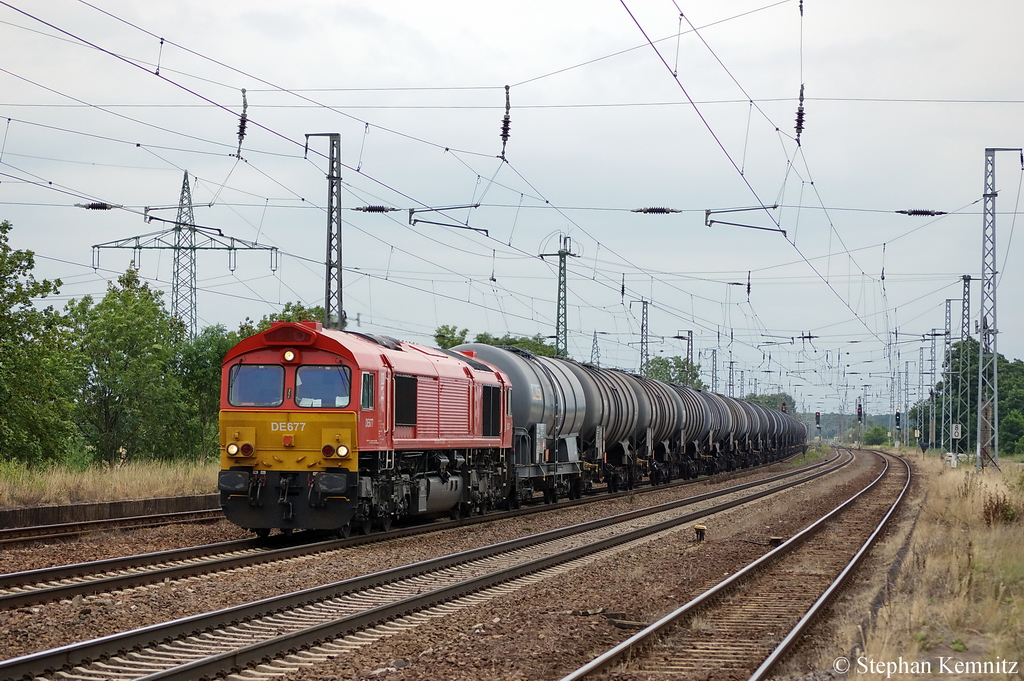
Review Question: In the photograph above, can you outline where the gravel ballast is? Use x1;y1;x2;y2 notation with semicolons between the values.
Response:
0;452;878;680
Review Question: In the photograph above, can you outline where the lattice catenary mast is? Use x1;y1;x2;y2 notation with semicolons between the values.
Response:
956;275;971;456
305;133;345;330
541;235;577;358
976;148;1020;471
635;299;650;376
943;299;959;452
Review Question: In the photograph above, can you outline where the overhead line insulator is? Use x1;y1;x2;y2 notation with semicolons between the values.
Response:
794;83;806;145
354;205;399;213
895;209;948;216
236;89;248;159
499;85;512;159
631;207;681;214
75;202;119;210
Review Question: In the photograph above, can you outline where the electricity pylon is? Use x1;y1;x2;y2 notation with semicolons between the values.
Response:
92;171;279;336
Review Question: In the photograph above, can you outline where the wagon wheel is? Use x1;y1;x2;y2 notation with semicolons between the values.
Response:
254;528;270;539
360;516;373;535
380;514;393;532
339;522;352;539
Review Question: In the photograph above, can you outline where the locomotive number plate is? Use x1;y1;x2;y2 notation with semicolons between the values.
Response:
271;422;307;432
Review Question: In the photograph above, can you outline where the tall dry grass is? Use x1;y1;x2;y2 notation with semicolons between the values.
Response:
860;454;1024;668
0;459;220;508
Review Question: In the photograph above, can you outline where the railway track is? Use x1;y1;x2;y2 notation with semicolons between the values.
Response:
1;449;814;548
0;451;841;610
560;448;911;680
0;449;855;681
0;509;224;546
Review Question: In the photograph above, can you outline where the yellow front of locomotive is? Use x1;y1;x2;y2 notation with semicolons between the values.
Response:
218;323;362;535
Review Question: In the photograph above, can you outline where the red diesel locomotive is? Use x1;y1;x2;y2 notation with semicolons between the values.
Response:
218;321;513;537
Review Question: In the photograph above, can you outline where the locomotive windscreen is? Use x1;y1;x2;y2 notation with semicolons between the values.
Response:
228;364;284;407
295;365;352;408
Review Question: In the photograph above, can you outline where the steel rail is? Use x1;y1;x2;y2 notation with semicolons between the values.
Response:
0;446;809;546
750;451;912;680
0;509;224;545
559;448;897;680
0;450;839;610
0;449;848;681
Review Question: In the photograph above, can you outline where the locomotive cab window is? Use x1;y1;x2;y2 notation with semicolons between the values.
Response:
228;364;285;407
296;365;352;408
361;372;375;410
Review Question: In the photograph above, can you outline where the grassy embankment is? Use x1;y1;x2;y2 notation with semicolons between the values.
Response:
0;459;220;508
809;448;1024;675
861;451;1023;667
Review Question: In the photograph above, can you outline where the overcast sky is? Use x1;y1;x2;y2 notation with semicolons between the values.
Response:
2;0;1022;415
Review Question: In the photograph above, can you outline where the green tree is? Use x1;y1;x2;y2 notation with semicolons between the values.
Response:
67;268;188;464
0;220;77;464
238;301;333;338
933;337;1024;455
863;424;889;446
646;355;706;389
434;325;468;349
745;392;798;415
178;325;239;459
473;332;557;357
1000;409;1024;457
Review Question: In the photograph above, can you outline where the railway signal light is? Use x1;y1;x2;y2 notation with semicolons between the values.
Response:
781;402;787;413
895;409;901;430
815;411;820;426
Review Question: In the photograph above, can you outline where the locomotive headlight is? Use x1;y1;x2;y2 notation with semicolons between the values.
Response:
226;443;240;456
281;348;299;363
337;445;349;457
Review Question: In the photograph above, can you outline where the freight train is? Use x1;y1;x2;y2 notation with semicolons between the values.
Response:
218;321;806;537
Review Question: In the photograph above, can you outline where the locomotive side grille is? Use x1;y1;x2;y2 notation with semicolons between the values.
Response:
438;379;470;434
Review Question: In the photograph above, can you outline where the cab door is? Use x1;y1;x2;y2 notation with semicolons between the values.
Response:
378;354;394;449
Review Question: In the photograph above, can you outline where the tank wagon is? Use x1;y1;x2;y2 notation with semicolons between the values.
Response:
218;322;806;536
